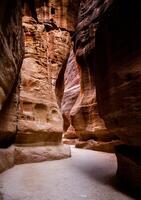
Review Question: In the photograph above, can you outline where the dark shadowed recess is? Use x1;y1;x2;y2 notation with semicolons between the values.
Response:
95;0;141;116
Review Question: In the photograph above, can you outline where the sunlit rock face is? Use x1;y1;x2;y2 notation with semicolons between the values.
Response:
0;0;24;147
61;50;80;140
16;0;78;146
61;48;120;152
23;0;79;32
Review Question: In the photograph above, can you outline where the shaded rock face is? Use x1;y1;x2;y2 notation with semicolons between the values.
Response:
74;0;141;194
0;0;24;147
94;1;141;195
75;0;113;65
95;0;141;147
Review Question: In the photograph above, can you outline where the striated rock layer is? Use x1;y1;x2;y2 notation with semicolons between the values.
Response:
71;0;118;150
61;50;80;140
61;48;120;152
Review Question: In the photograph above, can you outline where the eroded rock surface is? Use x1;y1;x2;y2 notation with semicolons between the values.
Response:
16;16;72;146
61;50;80;139
61;47;119;152
16;0;80;146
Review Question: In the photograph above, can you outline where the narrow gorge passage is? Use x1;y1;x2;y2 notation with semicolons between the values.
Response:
1;0;141;198
0;147;134;200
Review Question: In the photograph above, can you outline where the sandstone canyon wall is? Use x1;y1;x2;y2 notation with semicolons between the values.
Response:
0;0;24;147
61;0;121;152
74;0;141;195
94;0;141;194
0;1;141;195
0;0;80;171
14;0;81;163
0;0;24;172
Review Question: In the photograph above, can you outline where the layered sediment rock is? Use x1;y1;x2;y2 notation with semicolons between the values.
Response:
61;50;80;140
61;47;119;151
62;1;119;149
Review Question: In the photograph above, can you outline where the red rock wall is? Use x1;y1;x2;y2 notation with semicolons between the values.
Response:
16;0;79;146
0;0;24;147
61;0;119;151
74;0;141;193
61;49;80;139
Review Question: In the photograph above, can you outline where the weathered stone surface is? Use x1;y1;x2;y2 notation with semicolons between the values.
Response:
16;0;75;146
68;1;115;145
23;0;80;32
61;50;80;138
75;0;112;65
0;144;71;172
0;146;15;173
14;144;71;164
61;45;118;150
69;57;110;141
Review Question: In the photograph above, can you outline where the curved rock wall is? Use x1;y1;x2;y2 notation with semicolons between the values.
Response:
61;0;120;151
74;0;141;194
61;49;80;139
95;0;141;147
